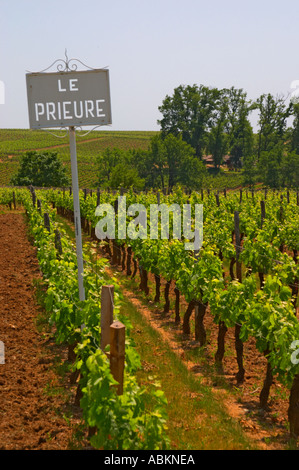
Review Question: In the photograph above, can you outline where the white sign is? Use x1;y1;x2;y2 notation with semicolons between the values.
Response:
26;69;112;129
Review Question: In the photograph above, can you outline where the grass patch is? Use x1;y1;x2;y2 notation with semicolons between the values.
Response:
119;295;254;450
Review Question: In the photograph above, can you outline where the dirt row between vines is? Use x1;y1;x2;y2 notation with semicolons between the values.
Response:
100;246;294;450
0;211;85;450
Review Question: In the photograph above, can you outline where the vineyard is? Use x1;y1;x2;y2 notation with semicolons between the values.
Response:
0;129;156;188
0;129;245;190
0;184;298;450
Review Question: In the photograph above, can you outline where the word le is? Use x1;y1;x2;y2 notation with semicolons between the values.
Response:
34;77;105;122
104;453;195;466
95;196;203;251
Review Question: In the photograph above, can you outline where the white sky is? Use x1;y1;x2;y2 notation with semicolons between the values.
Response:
1;0;299;131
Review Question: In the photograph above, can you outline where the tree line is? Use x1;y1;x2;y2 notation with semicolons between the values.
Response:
11;84;299;190
97;84;299;190
158;84;299;188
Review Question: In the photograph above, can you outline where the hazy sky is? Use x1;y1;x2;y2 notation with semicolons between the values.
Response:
1;0;299;131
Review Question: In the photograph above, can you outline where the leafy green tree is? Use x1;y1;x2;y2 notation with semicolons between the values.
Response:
110;162;145;190
207;92;229;169
224;87;254;168
280;151;299;188
242;154;258;187
11;150;69;187
255;93;291;160
290;102;299;154
158;84;220;158
97;148;124;186
97;148;145;190
142;134;167;189
146;134;207;191
258;144;284;188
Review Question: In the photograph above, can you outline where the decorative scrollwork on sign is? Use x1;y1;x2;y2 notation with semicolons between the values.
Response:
76;125;106;137
41;127;69;139
26;49;108;74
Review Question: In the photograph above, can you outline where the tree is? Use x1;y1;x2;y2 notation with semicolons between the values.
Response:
280;151;299;188
146;134;207;191
97;148;124;186
109;162;145;190
224;87;254;168
207;92;229;169
144;134;167;190
258;144;284;188
290;102;299;154
158;84;220;158
11;151;69;187
242;154;258;187
97;148;145;190
255;93;291;160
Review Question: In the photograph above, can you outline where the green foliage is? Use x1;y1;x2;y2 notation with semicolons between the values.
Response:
255;93;292;160
2;185;298;440
290;103;299;154
160;134;207;190
225;87;254;168
158;84;221;158
158;84;254;169
21;190;170;450
97;135;207;192
10;150;69;187
242;154;258;187
97;148;145;190
258;145;299;189
207;119;228;169
78;347;169;450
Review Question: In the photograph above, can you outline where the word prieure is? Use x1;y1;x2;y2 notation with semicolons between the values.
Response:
34;79;105;122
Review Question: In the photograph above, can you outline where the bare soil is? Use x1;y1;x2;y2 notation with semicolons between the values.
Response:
0;211;84;450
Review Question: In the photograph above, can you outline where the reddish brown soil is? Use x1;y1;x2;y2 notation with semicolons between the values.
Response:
0;211;83;450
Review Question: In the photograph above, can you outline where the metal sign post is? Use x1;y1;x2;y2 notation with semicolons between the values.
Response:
26;53;112;306
69;125;85;301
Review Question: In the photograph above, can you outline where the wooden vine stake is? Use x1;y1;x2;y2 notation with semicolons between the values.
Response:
288;249;299;436
110;321;125;395
54;229;63;257
234;211;245;383
260;200;266;229
193;248;207;346
44;212;50;232
101;285;114;352
288;374;299;438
